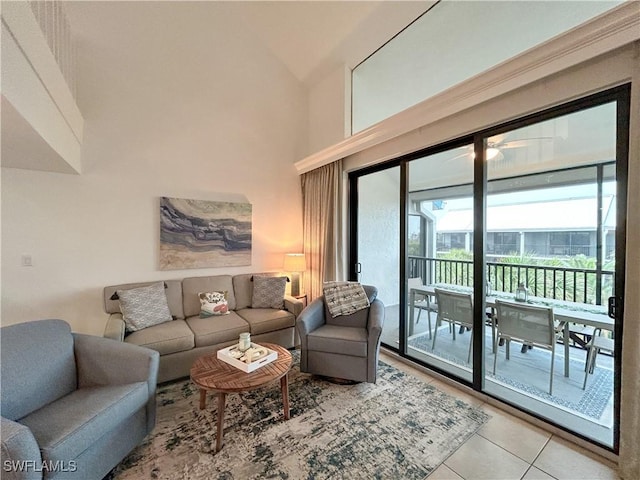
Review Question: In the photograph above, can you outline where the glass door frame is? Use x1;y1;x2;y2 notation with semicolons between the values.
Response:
347;83;629;452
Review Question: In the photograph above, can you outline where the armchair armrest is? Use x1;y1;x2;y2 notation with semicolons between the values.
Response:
366;298;385;383
103;313;125;342
367;298;385;337
295;298;326;337
284;295;304;317
1;417;42;480
73;334;160;433
73;334;159;389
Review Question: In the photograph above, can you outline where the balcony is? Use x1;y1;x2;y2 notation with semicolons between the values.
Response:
408;255;614;305
380;256;615;446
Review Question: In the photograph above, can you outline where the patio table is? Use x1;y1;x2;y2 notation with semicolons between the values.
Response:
408;284;613;377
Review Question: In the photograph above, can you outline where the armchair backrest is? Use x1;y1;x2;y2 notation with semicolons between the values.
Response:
325;284;378;328
1;319;77;421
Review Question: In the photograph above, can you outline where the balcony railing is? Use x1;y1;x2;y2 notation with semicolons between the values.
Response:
409;256;614;305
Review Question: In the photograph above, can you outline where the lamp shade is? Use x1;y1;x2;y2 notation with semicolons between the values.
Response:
283;253;306;272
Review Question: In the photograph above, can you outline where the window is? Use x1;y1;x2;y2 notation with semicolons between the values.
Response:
352;1;622;133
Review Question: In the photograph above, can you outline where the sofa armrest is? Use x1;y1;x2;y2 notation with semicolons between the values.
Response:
103;313;125;342
283;295;304;317
1;417;42;480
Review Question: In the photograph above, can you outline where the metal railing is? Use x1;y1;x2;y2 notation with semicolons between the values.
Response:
409;256;614;305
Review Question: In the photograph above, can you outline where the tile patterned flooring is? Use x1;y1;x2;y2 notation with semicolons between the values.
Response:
379;350;619;480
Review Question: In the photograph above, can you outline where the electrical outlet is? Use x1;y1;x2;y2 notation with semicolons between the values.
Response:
21;255;33;267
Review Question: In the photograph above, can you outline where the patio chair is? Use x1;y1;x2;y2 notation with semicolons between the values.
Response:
408;277;436;338
493;300;556;394
432;289;474;363
583;328;614;390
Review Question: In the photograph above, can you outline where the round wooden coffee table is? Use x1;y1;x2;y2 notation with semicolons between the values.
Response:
190;343;293;453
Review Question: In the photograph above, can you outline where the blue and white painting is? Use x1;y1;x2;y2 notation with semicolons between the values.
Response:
160;197;252;270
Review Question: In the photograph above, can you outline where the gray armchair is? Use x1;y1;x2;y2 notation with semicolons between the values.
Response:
1;319;159;480
296;285;384;383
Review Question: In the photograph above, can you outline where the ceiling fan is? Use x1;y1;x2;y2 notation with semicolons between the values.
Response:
446;134;555;163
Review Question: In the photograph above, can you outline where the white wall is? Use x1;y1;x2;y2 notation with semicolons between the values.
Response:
307;65;351;154
1;2;307;335
358;168;400;307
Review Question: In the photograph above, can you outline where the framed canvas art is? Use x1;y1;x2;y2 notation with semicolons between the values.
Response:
160;197;252;270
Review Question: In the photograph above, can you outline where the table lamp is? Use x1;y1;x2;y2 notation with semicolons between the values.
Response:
283;253;306;297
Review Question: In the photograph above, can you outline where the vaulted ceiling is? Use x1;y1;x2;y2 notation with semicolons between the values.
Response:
64;1;429;87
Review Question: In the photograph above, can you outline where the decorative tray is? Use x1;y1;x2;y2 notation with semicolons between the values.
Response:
217;342;278;373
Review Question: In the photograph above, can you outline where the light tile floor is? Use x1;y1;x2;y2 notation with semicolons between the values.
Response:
379;351;619;480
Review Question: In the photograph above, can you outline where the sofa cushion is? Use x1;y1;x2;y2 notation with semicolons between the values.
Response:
307;325;368;357
235;308;295;335
0;320;77;421
104;280;184;319
117;282;173;332
233;272;283;310
185;312;249;348
252;276;287;309
124;319;194;355
199;291;230;317
19;382;148;468
183;275;236;316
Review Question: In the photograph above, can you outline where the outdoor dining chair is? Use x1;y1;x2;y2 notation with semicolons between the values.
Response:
493;300;556;395
583;328;614;390
408;277;437;339
432;288;474;363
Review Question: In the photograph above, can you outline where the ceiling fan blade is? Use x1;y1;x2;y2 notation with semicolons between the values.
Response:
499;137;554;149
445;152;471;162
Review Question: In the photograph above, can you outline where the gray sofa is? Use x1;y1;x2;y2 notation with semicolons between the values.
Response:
103;273;304;383
0;319;159;480
296;285;384;383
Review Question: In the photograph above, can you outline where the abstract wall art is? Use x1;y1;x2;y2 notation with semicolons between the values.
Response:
159;197;252;270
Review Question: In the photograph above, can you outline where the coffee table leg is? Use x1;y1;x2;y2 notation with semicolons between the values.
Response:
199;389;207;410
216;392;226;453
280;374;290;420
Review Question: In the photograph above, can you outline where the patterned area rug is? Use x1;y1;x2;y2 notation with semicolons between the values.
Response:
408;332;613;421
109;352;489;479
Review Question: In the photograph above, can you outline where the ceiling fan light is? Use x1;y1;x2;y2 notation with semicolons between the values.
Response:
486;147;501;160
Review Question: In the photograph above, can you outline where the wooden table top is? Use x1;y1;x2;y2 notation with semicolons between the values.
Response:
190;343;293;393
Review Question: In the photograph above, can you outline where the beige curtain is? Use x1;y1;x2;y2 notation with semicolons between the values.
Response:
300;159;344;301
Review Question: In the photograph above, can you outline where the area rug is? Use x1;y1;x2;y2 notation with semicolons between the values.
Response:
109;352;489;479
408;332;613;420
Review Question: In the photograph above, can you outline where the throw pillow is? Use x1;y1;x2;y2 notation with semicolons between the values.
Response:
199;291;230;317
117;282;173;332
252;276;287;309
323;281;370;318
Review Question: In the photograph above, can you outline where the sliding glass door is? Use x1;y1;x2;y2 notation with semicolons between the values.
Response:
405;143;475;382
352;166;401;347
483;101;622;447
348;85;628;450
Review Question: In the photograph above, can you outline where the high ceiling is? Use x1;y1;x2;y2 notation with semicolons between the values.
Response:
64;1;429;86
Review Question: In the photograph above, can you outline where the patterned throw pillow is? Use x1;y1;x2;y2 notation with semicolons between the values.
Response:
117;282;173;332
323;281;370;318
199;291;230;317
252;276;287;309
